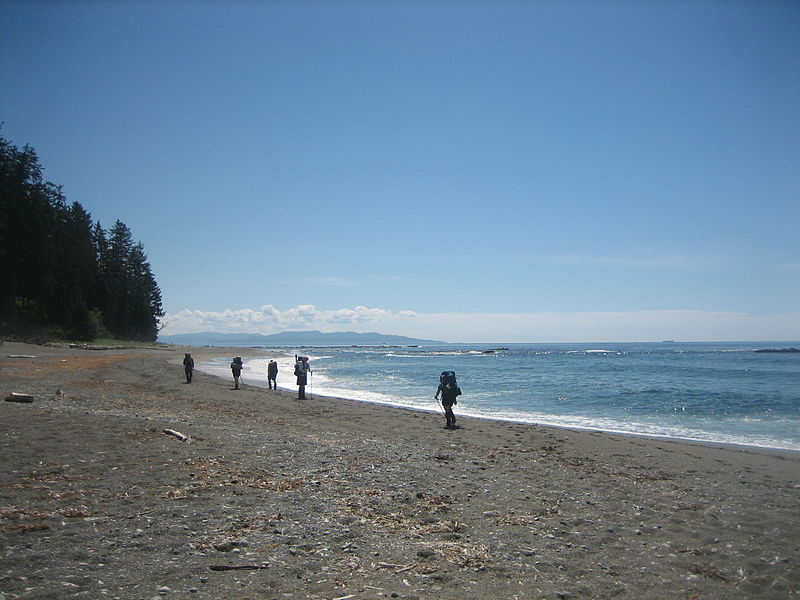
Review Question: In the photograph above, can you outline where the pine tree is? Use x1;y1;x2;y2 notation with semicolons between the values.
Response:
0;131;164;341
0;140;56;333
50;201;102;339
104;220;134;336
127;242;164;341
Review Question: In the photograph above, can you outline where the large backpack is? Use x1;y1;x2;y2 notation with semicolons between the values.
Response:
294;357;308;376
440;371;462;397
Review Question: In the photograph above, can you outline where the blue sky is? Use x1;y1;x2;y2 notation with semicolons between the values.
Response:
2;1;799;342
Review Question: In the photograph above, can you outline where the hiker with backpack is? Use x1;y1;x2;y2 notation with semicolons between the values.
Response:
231;357;243;390
294;355;312;399
183;353;194;383
435;370;462;428
267;360;278;390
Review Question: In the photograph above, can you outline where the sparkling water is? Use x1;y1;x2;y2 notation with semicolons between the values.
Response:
198;342;800;451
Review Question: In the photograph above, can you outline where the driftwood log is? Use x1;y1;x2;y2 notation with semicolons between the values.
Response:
208;564;269;571
5;393;34;403
162;429;189;442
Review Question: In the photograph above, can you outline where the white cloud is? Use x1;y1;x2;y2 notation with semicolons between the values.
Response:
160;304;417;335
160;305;800;343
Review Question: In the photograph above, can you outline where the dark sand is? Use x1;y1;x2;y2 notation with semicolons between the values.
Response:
1;342;798;600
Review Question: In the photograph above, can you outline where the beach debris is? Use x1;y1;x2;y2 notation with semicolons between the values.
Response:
7;354;37;358
5;392;34;403
163;428;190;442
377;562;417;573
69;343;125;350
213;540;249;552
208;564;269;571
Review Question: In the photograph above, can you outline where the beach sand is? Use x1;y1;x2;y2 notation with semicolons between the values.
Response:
1;342;798;599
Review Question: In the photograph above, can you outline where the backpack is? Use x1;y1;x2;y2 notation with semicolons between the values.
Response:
294;357;308;376
440;371;462;398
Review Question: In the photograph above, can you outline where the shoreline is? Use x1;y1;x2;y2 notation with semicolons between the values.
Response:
206;380;800;458
1;342;798;599
191;346;800;455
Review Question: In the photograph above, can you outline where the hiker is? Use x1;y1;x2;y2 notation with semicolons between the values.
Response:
435;370;462;428
231;357;243;390
294;355;311;399
267;360;278;390
183;353;194;383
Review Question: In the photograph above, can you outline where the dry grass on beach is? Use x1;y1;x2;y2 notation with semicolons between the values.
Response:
1;342;798;599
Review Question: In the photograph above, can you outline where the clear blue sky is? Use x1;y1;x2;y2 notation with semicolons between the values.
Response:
2;1;799;342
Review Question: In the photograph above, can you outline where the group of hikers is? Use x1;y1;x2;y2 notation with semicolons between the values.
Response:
230;354;311;396
180;352;462;428
181;353;312;398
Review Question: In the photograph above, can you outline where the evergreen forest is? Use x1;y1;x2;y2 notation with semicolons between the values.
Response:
0;131;164;342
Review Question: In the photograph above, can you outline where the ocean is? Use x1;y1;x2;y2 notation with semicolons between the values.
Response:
197;342;800;452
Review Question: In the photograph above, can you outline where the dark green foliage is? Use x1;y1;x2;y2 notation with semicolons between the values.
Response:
0;130;164;341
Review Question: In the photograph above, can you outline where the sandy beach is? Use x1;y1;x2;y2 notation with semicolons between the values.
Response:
1;342;798;600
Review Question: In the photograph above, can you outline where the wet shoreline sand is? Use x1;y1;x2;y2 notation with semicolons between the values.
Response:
1;342;798;599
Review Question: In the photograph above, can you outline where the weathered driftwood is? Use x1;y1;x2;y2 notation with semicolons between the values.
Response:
5;393;34;403
68;344;125;350
377;562;417;573
163;429;189;442
208;564;268;571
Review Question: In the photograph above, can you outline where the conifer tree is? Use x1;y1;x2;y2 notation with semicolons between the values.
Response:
0;130;164;341
50;201;102;339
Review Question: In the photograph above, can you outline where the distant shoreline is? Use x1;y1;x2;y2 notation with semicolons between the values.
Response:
158;330;446;347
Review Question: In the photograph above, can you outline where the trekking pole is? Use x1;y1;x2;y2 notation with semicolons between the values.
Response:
309;371;313;400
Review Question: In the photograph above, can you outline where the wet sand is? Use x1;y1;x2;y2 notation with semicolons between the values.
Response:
1;342;798;599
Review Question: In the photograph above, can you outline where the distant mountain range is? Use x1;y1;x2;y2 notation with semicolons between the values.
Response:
158;330;445;347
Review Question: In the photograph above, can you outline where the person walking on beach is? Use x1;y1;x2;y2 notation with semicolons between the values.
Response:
183;353;194;383
231;357;243;390
435;370;461;429
294;355;311;399
267;360;278;390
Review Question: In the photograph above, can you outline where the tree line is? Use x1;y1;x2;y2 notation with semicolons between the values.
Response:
0;131;164;342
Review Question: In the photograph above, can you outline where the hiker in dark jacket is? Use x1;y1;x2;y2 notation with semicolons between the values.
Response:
231;357;243;390
267;360;278;390
183;353;194;383
294;355;311;399
435;371;461;428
